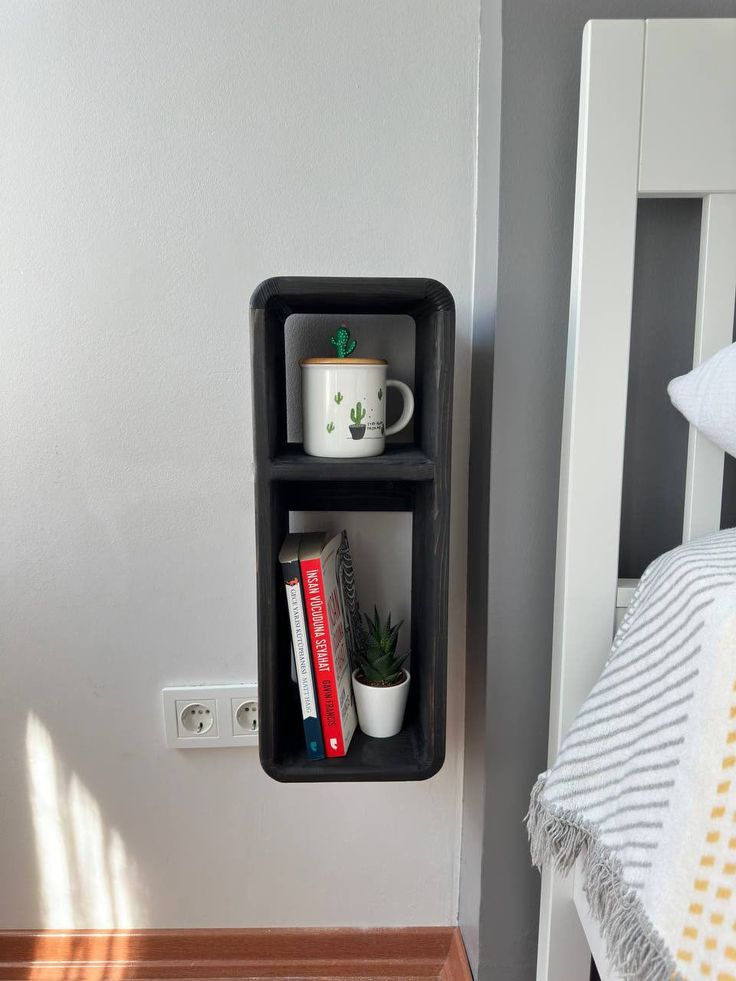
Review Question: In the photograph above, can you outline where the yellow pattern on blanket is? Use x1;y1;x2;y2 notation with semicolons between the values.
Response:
677;680;736;979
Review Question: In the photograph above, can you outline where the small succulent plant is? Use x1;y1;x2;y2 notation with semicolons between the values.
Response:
350;401;366;425
326;421;335;433
356;607;408;686
330;325;357;358
334;391;344;405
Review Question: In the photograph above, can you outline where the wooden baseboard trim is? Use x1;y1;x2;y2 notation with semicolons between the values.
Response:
0;927;472;980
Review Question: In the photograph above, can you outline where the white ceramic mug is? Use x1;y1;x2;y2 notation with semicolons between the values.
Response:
301;358;414;458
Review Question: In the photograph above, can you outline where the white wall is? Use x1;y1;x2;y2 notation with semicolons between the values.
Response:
2;0;479;928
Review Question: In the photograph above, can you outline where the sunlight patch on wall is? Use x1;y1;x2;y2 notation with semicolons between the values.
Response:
26;714;74;928
26;712;143;931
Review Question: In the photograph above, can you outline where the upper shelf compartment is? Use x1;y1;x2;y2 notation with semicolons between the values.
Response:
250;276;455;468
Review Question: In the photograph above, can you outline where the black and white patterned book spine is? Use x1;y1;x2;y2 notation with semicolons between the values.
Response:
337;531;364;671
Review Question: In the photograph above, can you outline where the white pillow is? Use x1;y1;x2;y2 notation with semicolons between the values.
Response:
668;341;736;458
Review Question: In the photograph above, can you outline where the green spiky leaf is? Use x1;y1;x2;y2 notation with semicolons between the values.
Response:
356;607;408;685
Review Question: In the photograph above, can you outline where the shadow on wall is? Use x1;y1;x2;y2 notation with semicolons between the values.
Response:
25;711;144;976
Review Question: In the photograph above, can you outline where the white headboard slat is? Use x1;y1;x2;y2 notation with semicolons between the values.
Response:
682;193;736;542
537;20;645;981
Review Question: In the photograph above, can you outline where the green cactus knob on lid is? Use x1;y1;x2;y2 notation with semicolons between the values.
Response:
330;325;357;358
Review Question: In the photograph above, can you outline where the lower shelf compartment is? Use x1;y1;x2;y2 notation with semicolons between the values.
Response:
256;480;448;782
261;725;444;783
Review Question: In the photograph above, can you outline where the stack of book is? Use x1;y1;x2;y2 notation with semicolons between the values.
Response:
278;530;362;760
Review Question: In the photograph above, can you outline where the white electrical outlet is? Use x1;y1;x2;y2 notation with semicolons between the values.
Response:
162;685;258;748
177;699;217;737
233;698;259;737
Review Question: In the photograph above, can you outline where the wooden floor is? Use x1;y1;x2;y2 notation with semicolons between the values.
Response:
0;928;472;980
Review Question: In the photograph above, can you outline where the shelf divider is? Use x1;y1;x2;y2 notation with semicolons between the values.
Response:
268;444;435;482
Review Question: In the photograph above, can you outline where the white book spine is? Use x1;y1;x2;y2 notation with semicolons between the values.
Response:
285;580;318;721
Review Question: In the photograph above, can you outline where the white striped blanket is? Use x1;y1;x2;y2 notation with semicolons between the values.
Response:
528;528;736;980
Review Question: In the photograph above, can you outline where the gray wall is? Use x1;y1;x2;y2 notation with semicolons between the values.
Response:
463;3;736;979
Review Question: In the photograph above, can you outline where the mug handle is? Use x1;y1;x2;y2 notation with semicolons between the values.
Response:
384;380;415;436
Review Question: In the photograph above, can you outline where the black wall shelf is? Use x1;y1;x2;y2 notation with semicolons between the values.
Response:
250;277;454;782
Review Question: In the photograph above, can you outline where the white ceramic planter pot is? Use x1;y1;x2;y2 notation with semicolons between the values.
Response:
301;358;414;458
352;669;410;738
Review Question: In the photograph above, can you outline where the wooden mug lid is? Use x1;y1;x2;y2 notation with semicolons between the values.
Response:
300;357;388;365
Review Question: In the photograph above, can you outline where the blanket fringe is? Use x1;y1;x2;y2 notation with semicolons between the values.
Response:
526;776;679;981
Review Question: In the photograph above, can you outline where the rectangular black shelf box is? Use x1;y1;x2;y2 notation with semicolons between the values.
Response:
250;277;454;782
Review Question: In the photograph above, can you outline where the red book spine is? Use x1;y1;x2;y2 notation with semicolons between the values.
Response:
300;556;344;757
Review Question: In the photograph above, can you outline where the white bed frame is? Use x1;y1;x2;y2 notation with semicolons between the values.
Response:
537;18;736;981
